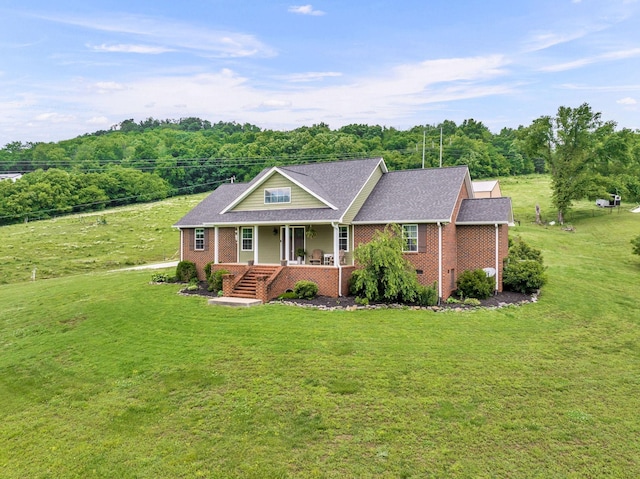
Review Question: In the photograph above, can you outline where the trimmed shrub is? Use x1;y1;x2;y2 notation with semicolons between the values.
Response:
503;259;547;294
502;237;547;294
416;282;438;306
463;298;481;306
456;269;494;299
294;280;319;299
509;237;544;264
204;262;213;281
175;261;197;282
208;268;229;292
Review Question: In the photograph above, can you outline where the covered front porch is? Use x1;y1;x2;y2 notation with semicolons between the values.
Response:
208;223;352;267
211;262;355;302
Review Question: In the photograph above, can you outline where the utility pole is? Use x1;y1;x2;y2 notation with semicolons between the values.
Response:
422;129;426;169
439;127;443;168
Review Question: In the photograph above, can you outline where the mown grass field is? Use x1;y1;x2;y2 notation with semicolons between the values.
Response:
1;175;639;478
0;193;207;284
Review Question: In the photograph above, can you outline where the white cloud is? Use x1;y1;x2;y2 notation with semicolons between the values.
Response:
25;53;513;133
34;112;75;123
259;100;293;109
288;5;326;16
617;97;637;105
283;72;343;83
523;30;590;53
40;13;277;58
89;43;174;54
541;47;640;72
87;116;110;125
94;81;127;94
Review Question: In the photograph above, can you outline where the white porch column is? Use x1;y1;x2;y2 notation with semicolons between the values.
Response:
180;229;184;261
214;226;219;264
333;223;342;296
284;225;290;264
254;225;259;264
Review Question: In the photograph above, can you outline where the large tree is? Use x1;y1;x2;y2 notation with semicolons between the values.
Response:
525;103;608;223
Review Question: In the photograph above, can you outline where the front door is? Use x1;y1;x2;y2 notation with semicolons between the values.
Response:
281;227;305;263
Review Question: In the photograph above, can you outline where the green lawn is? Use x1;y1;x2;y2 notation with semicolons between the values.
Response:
1;176;640;478
0;193;207;284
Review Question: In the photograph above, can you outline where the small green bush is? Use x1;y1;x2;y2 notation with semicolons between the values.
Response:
446;297;460;304
354;296;369;306
175;261;197;282
294;280;319;299
150;273;168;283
277;291;298;300
463;298;481;306
456;269;494;299
204;262;213;281
631;235;640;256
503;259;547;294
415;282;438;306
208;268;229;292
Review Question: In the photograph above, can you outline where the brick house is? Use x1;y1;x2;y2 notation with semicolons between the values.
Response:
174;157;513;302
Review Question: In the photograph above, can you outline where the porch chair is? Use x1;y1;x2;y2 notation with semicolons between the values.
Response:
309;249;323;265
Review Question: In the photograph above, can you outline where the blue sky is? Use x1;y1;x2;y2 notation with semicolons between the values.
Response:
1;0;639;145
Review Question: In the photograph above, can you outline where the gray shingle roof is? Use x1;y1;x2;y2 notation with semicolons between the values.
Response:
353;166;471;223
173;158;384;226
456;197;514;224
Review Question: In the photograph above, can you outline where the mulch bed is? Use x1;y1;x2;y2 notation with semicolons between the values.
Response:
275;290;534;311
180;281;535;311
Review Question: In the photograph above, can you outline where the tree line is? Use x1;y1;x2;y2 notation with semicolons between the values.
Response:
1;104;639;225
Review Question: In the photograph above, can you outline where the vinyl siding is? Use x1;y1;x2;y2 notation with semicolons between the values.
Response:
232;173;327;211
341;165;383;223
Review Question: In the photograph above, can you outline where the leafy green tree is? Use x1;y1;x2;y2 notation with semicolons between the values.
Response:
524;103;608;223
350;224;420;303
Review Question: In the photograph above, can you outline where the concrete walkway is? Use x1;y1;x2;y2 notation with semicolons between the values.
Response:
113;261;179;272
208;297;263;307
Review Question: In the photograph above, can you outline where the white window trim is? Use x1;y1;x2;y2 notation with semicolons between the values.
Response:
195;228;205;251
241;227;254;251
402;224;418;252
264;187;291;204
338;226;349;252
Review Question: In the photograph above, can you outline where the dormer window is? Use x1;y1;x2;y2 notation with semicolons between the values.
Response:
264;187;291;204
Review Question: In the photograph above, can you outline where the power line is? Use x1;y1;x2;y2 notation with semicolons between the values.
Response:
0;178;231;221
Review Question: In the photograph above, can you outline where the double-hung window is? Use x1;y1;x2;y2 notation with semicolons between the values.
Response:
241;227;253;251
339;226;349;252
194;228;205;250
264;187;291;204
402;224;418;252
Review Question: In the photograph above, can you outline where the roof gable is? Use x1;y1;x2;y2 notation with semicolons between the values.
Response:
221;166;337;213
230;171;329;211
173;157;387;227
353;166;472;223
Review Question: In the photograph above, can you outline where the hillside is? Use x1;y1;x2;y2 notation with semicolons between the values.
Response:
1;175;639;477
